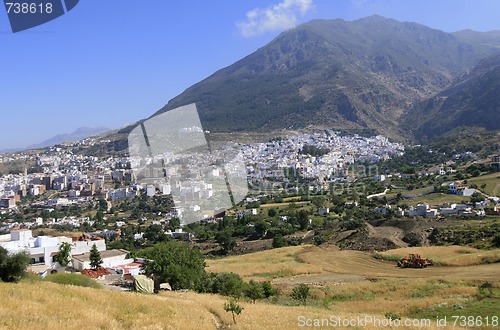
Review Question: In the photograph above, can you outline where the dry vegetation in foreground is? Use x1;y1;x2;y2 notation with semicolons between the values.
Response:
1;244;499;329
379;246;500;266
206;245;322;281
1;277;497;329
274;277;498;317
0;280;426;330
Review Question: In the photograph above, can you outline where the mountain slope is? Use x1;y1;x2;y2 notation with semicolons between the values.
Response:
143;16;500;141
27;127;110;150
404;53;500;140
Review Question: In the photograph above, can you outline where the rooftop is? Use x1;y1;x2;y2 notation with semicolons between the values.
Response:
72;249;129;262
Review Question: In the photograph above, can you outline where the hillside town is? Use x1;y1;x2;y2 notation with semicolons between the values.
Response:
0;131;499;280
0;132;404;222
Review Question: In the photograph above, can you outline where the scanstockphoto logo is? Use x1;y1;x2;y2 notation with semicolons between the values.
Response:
3;0;79;33
128;104;249;226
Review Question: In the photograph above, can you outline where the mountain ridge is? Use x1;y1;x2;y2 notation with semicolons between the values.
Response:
145;16;499;141
404;52;500;140
0;127;111;154
27;127;111;150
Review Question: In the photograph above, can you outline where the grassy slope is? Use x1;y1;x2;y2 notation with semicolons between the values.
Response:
2;245;499;329
206;246;322;281
0;281;394;330
467;172;500;196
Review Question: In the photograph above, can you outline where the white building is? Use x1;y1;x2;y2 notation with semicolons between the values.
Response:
0;230;106;266
146;185;156;197
318;207;330;216
72;249;131;272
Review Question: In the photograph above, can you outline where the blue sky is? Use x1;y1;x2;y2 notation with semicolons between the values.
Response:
1;0;500;149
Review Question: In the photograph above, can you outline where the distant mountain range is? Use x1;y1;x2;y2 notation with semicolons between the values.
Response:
101;16;500;153
0;127;110;154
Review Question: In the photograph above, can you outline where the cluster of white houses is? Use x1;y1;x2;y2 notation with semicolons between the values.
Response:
0;230;141;275
374;199;499;218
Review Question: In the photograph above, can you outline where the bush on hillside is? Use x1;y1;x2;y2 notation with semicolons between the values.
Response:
44;273;101;289
0;247;29;282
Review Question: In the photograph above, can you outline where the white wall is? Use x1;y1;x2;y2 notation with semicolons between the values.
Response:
71;240;106;255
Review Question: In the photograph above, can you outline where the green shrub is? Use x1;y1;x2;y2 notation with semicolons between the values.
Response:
44;273;101;289
385;312;401;321
291;283;310;306
0;247;30;282
203;272;246;298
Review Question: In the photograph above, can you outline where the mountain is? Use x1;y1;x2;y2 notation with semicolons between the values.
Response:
134;16;500;141
403;53;500;140
25;127;110;150
452;29;500;51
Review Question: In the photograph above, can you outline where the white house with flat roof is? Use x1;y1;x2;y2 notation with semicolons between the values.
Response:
72;249;131;272
0;230;106;266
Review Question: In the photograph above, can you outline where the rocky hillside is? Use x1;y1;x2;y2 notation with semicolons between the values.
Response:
404;53;500;140
145;15;500;141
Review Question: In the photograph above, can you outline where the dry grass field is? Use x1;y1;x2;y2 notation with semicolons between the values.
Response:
209;245;500;282
2;279;495;330
206;245;323;281
0;281;421;330
399;193;468;206
467;172;500;196
379;246;500;266
1;244;499;329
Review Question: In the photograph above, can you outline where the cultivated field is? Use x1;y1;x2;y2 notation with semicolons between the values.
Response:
379;246;500;267
208;245;500;282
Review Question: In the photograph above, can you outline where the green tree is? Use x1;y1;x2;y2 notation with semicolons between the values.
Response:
297;210;309;230
267;208;277;217
471;192;485;203
0;247;29;282
95;210;104;221
219;273;245;298
478;282;493;297
56;242;72;267
139;241;206;290
245;279;265;303
254;220;268;237
216;230;236;254
291;283;310;306
311;196;326;208
89;244;103;269
272;234;287;248
223;299;243;324
98;198;108;210
261;281;275;298
167;217;181;230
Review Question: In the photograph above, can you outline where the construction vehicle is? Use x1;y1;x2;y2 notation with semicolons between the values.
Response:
397;253;433;268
